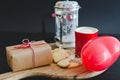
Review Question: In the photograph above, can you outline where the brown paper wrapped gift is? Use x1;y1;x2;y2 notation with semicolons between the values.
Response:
6;40;53;72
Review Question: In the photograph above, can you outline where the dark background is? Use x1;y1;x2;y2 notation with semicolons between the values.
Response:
0;0;120;80
0;0;120;34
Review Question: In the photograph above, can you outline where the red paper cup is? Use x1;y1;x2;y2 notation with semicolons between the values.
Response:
75;27;98;57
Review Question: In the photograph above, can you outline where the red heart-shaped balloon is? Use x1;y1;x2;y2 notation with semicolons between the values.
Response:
81;36;120;71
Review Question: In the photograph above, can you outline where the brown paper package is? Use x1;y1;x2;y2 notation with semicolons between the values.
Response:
6;40;53;72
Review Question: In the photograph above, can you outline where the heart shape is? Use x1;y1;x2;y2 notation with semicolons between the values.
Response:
81;36;120;71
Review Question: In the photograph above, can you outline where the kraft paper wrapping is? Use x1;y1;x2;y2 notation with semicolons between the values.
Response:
6;40;53;72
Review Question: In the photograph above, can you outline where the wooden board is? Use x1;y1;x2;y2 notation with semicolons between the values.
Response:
0;43;106;80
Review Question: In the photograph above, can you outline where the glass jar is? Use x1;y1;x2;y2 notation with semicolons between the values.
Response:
54;1;81;48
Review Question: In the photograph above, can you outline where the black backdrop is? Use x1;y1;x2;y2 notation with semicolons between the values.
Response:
0;1;120;80
0;0;120;34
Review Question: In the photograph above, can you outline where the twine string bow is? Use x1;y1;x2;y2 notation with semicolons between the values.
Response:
14;39;46;68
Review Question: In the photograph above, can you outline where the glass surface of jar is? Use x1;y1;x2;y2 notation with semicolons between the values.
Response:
54;1;81;48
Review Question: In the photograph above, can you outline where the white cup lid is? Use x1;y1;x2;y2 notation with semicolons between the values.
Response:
76;27;99;34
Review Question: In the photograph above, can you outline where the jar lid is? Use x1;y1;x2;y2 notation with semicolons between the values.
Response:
55;1;80;9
